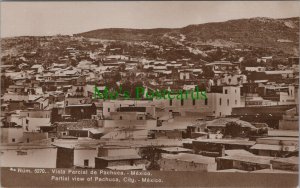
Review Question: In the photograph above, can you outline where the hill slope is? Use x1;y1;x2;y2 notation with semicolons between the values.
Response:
75;17;299;55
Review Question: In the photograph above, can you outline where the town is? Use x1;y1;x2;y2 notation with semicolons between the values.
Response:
0;21;299;174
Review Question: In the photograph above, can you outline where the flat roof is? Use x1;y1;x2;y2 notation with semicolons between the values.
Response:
217;155;274;165
257;137;299;141
106;165;145;170
251;169;297;174
193;139;255;146
268;130;299;137
250;144;283;151
96;155;141;161
217;169;247;173
161;153;216;164
271;157;299;165
159;147;192;153
225;149;255;156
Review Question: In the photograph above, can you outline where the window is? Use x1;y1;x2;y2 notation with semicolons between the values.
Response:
227;99;229;106
84;160;89;167
205;99;208;105
12;138;15;142
139;116;143;120
108;108;110;112
192;99;195;106
119;116;122;120
181;99;184;106
224;89;228;94
235;89;237;93
169;99;172;106
27;138;30;143
27;113;29;117
219;98;222;106
235;100;237;105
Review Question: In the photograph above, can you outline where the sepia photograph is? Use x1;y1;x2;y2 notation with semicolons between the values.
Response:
0;1;299;187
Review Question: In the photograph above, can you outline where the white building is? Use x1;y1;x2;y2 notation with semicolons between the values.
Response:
153;86;242;117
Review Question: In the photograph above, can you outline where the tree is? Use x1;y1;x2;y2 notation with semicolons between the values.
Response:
201;66;215;78
224;121;242;138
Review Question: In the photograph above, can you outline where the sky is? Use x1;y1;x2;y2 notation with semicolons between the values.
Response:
1;1;299;37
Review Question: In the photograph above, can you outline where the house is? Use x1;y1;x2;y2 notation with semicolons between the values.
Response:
0;127;23;143
157;147;193;154
216;154;274;171
250;137;298;157
31;64;44;73
94;145;146;169
179;70;191;80
192;139;255;157
25;117;51;131
204;61;241;76
245;67;266;72
64;103;97;120
159;153;217;172
153;85;242;117
95;155;145;169
279;108;298;130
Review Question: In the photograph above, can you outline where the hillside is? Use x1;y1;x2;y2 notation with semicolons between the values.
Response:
75;17;300;55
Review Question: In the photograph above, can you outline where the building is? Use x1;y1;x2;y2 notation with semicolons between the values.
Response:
153;86;242;117
250;137;298;157
192;139;255;157
216;154;274;171
159;153;217;172
279;108;298;130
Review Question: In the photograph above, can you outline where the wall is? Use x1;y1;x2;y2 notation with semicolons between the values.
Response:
20;110;51;118
98;147;139;157
102;100;154;118
74;149;97;168
159;157;217;172
99;119;157;130
0;128;23;143
23;132;48;143
56;147;74;168
0;147;57;168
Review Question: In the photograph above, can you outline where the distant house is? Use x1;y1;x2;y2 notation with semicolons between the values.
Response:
245;67;266;72
31;64;44;73
179;70;191;80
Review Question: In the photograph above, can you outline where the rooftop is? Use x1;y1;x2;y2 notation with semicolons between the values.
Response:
193;139;255;146
161;153;216;164
96;155;141;161
217;155;274;165
159;147;193;153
